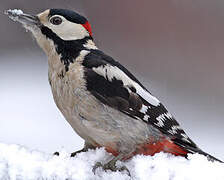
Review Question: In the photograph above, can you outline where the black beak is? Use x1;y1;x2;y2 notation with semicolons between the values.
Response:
5;9;40;26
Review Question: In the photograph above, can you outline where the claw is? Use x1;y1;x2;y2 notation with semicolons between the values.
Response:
92;162;103;173
119;165;130;175
92;161;130;176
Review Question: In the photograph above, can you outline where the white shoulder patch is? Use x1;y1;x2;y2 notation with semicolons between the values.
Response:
92;64;160;106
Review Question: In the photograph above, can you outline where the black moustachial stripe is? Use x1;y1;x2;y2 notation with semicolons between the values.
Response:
49;9;87;24
41;26;92;71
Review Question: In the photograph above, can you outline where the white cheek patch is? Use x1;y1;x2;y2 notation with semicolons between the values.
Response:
45;16;89;40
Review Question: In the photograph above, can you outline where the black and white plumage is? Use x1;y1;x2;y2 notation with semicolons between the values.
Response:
6;8;222;167
82;49;197;148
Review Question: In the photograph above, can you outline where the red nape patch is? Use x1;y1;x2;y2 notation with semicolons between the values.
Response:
82;21;92;36
136;139;188;157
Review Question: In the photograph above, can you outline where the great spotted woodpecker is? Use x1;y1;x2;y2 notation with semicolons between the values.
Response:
6;8;222;173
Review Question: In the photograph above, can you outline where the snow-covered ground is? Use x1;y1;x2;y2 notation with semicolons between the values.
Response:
0;142;223;180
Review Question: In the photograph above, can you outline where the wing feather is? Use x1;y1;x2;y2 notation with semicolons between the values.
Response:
83;50;198;149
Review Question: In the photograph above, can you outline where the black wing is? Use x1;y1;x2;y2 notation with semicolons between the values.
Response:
82;49;198;151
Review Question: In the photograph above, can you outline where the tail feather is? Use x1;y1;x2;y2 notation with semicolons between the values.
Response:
187;146;222;163
173;140;223;163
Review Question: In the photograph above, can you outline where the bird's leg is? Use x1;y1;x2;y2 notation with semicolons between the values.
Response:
70;148;87;157
54;141;96;157
70;142;96;157
92;154;130;176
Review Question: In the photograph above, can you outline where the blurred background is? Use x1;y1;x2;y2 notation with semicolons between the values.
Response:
1;0;224;160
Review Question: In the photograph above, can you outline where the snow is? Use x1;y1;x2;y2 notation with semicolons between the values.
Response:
5;9;24;22
6;9;23;16
0;142;223;180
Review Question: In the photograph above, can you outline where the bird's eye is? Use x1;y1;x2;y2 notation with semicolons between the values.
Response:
50;16;62;25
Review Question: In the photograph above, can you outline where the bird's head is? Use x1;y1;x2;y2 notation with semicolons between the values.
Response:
6;9;95;56
38;9;92;40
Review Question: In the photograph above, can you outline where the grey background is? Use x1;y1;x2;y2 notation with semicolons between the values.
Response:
1;0;224;160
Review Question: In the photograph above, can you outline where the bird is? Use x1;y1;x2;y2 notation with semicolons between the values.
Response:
6;8;222;173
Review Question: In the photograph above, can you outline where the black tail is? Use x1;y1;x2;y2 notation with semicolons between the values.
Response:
191;148;223;163
173;139;223;163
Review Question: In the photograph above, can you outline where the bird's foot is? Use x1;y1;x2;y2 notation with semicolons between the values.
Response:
92;159;130;176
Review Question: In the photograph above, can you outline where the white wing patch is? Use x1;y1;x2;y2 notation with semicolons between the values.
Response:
92;65;160;106
143;115;150;121
181;133;191;143
139;105;148;113
167;125;182;135
136;85;160;106
155;112;172;127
